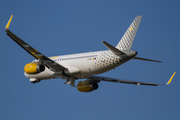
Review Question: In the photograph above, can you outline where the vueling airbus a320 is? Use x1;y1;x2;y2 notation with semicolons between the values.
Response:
5;15;176;92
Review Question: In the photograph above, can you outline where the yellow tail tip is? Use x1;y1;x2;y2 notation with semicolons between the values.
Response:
5;15;13;30
166;72;176;85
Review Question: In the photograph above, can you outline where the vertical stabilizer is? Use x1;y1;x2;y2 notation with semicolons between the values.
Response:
116;16;142;51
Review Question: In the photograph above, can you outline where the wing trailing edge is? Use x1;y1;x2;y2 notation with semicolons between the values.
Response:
89;72;176;86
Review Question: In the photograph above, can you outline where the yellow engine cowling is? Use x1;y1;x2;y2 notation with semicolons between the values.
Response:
24;63;45;74
77;80;98;92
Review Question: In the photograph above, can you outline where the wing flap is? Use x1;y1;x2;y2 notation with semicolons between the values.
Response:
5;15;66;71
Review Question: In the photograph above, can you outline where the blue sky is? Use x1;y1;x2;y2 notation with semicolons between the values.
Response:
1;0;180;120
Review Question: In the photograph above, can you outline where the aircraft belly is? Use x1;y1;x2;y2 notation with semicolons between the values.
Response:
59;58;96;76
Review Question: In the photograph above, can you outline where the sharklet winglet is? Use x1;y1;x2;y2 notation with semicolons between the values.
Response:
5;15;13;31
166;72;176;85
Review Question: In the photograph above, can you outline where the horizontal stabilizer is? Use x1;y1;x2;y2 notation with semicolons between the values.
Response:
102;41;125;55
133;57;162;63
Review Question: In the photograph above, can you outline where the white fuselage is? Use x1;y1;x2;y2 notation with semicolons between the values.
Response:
25;50;136;81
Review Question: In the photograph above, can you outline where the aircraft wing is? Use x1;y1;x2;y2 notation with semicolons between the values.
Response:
5;15;67;71
88;72;176;86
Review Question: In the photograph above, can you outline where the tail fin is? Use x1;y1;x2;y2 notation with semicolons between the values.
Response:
116;16;142;51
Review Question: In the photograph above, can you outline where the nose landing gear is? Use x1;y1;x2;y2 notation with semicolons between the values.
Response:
30;78;41;84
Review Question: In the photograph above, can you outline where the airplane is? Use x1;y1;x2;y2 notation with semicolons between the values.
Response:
5;15;176;92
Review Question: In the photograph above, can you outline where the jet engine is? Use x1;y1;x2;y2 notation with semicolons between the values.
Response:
77;80;98;92
24;63;45;74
